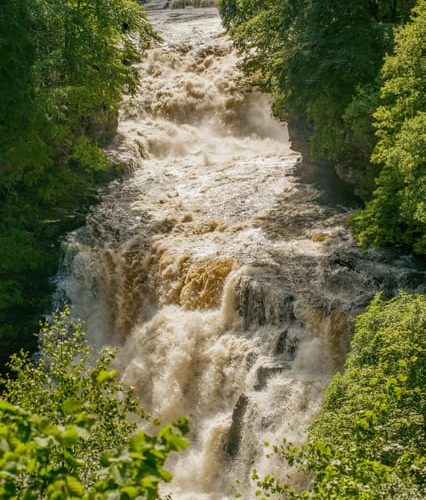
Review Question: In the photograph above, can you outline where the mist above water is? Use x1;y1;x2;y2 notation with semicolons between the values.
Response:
57;7;425;499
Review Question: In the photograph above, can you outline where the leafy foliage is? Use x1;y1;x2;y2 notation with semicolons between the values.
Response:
352;3;426;254
219;0;414;181
0;308;189;497
0;0;157;368
3;308;144;484
0;399;188;499
255;292;426;498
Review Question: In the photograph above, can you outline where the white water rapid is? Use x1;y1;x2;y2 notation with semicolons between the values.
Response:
57;6;425;499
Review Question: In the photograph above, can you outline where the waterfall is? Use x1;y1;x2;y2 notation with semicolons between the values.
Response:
56;6;424;499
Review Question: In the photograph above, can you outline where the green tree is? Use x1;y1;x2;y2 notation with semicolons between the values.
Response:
0;0;157;368
0;400;188;499
352;2;426;254
1;308;189;496
3;308;148;486
218;0;415;197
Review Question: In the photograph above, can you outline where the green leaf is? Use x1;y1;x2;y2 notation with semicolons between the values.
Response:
0;400;22;415
62;398;82;415
65;475;84;497
61;426;81;447
96;369;118;384
64;449;83;469
120;486;139;498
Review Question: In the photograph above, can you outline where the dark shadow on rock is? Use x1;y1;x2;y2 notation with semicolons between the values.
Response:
225;394;249;458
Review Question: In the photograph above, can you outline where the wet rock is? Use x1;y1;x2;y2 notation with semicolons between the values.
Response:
277;295;296;324
245;351;258;370
275;329;299;358
235;276;266;329
225;395;249;458
331;256;357;271
235;277;296;329
403;269;426;292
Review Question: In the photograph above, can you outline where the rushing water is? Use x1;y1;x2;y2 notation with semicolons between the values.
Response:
57;6;425;499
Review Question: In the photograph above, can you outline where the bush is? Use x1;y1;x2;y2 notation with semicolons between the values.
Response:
2;308;188;494
256;293;426;498
0;399;188;499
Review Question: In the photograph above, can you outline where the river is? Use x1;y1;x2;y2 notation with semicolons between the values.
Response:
56;6;424;499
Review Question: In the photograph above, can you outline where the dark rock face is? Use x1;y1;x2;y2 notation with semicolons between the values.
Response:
235;276;266;329
225;395;249;457
275;329;299;358
287;118;371;202
235;276;296;330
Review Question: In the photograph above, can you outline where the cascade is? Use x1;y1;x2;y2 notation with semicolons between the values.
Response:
57;7;424;499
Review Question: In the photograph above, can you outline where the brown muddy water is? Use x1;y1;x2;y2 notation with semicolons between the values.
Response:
56;6;425;499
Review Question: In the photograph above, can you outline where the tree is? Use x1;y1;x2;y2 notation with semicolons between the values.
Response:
3;308;138;481
0;0;157;368
0;400;188;499
352;1;426;254
0;308;189;496
218;0;415;197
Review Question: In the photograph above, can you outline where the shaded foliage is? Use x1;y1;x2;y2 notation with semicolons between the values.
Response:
219;0;414;180
352;2;426;253
0;0;156;367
